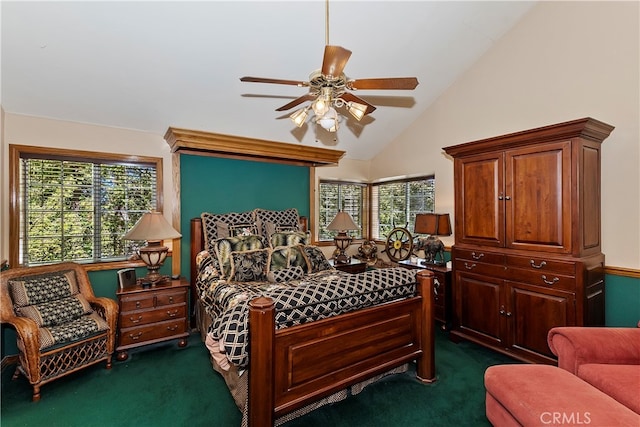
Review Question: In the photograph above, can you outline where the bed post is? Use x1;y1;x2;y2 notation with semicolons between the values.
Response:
248;297;275;427
190;218;204;329
416;269;436;383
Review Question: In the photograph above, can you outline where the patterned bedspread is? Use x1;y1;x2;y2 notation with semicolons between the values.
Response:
200;267;418;367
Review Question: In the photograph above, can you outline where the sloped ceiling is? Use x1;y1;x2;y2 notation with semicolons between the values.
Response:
1;1;535;160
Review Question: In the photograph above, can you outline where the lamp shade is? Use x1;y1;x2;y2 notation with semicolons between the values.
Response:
327;211;358;232
414;213;452;236
123;212;181;242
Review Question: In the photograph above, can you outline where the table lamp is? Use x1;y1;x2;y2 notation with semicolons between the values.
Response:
327;211;358;264
124;211;181;284
414;213;452;265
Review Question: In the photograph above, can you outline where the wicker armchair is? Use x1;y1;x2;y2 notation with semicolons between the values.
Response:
0;262;118;401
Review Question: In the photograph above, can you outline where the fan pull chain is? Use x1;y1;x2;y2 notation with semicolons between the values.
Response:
325;0;330;45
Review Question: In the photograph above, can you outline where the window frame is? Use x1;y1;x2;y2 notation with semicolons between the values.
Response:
317;179;368;244
371;175;436;242
9;144;164;271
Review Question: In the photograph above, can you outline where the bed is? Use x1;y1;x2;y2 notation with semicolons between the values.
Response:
190;208;436;427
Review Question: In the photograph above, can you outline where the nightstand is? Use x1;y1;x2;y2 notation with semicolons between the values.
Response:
398;259;452;330
116;278;189;361
329;258;367;274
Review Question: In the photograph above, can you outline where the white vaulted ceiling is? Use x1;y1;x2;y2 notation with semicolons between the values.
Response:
1;1;536;160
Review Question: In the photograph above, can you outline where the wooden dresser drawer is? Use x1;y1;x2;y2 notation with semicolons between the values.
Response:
120;294;155;312
454;258;505;277
156;290;187;307
118;319;188;346
507;267;577;292
119;304;187;328
506;255;575;276
116;278;190;361
454;248;505;265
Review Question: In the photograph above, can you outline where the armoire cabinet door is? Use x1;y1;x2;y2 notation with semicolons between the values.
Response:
506;281;575;361
455;272;504;347
455;151;504;247
505;141;572;253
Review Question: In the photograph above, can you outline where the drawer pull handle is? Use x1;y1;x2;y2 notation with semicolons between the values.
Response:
168;296;174;303
471;252;484;260
129;332;143;341
542;275;560;285
464;262;477;270
129;315;143;324
135;301;141;308
167;325;179;332
166;310;178;318
530;260;547;269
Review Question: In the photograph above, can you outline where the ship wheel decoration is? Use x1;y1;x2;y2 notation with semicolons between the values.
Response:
384;227;414;263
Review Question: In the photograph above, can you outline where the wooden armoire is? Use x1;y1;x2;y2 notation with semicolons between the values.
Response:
443;118;614;364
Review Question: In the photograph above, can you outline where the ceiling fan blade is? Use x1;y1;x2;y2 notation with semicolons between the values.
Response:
340;92;377;115
321;45;352;77
349;77;419;90
240;76;309;87
275;93;317;111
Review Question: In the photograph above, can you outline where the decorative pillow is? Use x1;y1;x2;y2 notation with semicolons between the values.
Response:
229;249;269;282
16;294;93;327
288;245;310;273
195;250;220;297
267;266;305;283
38;312;109;350
301;245;333;273
254;208;300;239
269;246;290;272
216;221;230;239
215;235;266;278
9;270;79;308
269;231;308;248
201;211;255;251
229;223;259;237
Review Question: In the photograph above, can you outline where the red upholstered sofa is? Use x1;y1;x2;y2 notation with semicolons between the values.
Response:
485;324;640;426
547;325;640;415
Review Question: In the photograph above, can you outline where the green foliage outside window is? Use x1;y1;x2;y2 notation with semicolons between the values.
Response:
21;157;156;265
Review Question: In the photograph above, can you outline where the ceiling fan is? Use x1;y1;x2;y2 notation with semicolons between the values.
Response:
239;1;419;133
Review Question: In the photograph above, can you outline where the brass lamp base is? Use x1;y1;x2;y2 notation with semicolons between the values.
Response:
333;233;353;265
138;242;170;286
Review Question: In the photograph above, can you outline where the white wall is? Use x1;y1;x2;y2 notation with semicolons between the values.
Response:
371;1;640;269
0;114;174;262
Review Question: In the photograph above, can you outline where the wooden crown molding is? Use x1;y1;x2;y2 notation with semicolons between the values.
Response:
164;128;345;167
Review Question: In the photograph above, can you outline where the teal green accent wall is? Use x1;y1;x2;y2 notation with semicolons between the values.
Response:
179;154;310;282
605;274;640;326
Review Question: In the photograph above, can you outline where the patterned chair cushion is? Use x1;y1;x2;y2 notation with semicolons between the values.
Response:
15;294;93;327
301;245;333;273
9;270;79;307
229;249;269;282
38;312;110;350
267;266;305;283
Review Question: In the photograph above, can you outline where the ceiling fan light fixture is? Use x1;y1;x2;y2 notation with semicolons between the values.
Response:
312;87;332;116
290;107;309;127
317;107;339;132
347;101;368;121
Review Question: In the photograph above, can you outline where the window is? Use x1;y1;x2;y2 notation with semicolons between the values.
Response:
371;176;435;239
10;145;162;267
318;181;366;241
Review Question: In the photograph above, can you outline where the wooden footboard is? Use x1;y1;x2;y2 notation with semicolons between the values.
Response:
248;269;435;427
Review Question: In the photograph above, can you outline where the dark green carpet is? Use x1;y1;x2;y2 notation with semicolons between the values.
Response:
1;330;516;426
